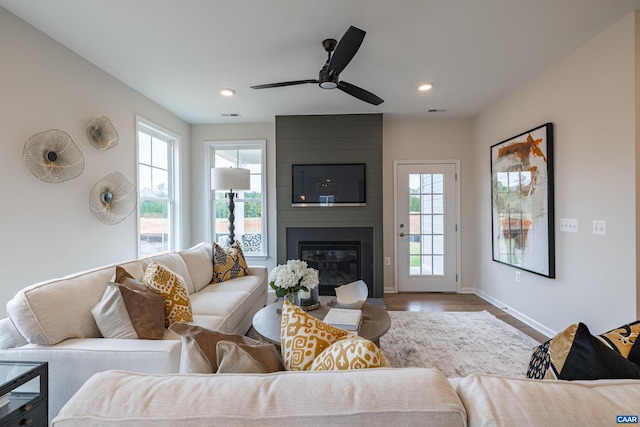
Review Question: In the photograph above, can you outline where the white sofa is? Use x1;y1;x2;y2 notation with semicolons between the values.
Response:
50;368;640;427
0;242;268;422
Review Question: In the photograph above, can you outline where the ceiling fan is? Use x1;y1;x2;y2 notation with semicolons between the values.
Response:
250;26;384;106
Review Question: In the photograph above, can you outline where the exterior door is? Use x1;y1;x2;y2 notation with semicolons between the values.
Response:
396;162;458;292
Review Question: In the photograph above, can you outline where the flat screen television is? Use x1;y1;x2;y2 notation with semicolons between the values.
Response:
292;163;366;207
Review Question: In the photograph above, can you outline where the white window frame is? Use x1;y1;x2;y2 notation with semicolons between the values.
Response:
204;140;267;259
136;116;180;258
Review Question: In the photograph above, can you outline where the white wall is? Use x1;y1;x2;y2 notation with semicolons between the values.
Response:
0;9;190;316
473;12;637;335
189;123;277;271
382;118;475;292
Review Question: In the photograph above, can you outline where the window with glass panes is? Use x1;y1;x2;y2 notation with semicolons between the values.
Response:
209;142;265;256
138;123;175;257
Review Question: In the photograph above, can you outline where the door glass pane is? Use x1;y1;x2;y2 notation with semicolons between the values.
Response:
433;256;444;275
409;256;420;275
409;174;420;193
409;214;420;234
433;174;444;193
421;256;433;275
406;171;447;277
421;195;432;214
421;236;432;255
433;214;444;234
433;194;443;214
410;236;420;254
421;215;433;234
433;235;444;255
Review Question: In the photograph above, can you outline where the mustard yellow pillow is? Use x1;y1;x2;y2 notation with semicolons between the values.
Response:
142;260;193;326
212;241;249;283
310;336;390;371
280;300;350;371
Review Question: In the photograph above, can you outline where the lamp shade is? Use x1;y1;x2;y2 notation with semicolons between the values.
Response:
211;167;251;190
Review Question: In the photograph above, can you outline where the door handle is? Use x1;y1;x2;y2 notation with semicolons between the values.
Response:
399;232;406;237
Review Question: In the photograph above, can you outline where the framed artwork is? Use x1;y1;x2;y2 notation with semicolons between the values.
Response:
490;123;555;278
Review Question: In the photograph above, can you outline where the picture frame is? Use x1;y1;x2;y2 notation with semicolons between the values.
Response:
490;122;555;278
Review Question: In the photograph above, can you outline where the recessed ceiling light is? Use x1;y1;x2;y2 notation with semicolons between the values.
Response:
219;88;235;97
418;82;434;92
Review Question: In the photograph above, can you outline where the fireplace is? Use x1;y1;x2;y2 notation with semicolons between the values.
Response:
299;241;360;295
287;227;374;296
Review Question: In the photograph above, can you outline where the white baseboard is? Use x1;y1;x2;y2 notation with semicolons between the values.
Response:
473;289;555;339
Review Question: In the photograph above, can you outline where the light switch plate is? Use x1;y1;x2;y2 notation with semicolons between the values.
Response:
593;220;606;236
560;218;579;232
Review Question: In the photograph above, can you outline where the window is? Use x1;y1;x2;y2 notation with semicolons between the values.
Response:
206;141;266;257
137;119;178;257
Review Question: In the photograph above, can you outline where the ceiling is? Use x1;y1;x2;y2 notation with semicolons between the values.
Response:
3;0;640;124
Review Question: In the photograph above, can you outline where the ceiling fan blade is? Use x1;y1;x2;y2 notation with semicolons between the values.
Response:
338;81;384;105
327;26;365;76
251;80;318;89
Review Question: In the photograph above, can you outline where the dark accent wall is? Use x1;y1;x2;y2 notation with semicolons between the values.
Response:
276;114;383;297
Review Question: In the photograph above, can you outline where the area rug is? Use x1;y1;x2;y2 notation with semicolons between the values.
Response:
380;310;541;378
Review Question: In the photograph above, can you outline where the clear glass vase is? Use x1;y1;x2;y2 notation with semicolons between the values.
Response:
284;290;301;306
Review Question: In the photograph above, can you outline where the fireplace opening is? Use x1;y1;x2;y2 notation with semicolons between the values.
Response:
299;241;361;296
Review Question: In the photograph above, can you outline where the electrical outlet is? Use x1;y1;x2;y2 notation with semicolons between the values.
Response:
384;257;391;266
515;271;521;282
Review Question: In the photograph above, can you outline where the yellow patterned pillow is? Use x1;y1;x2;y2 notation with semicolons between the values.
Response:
142;260;193;326
280;301;350;371
310;336;390;371
212;241;249;283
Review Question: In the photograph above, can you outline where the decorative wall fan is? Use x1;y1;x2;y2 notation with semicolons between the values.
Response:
23;129;85;183
86;115;118;150
89;172;137;225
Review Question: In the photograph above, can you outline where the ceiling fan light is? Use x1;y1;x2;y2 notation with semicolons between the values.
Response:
219;88;236;97
418;82;434;92
319;81;338;89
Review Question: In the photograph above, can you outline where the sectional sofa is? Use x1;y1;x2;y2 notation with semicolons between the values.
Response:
3;242;640;426
0;242;268;421
50;368;640;426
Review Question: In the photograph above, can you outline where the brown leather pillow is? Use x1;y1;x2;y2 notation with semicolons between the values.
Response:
169;323;284;373
216;340;285;373
113;266;165;340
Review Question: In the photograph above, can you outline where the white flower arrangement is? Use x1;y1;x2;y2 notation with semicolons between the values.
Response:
269;259;319;298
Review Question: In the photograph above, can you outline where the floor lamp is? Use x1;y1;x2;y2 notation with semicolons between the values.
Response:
211;167;251;246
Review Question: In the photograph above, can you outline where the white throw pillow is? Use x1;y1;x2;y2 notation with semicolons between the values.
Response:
91;283;138;339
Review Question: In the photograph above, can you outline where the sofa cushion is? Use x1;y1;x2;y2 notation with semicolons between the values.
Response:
178;242;214;292
281;301;350;371
142;261;193;327
212;241;249;283
456;374;640;427
309;335;390;371
168;323;281;373
6;265;115;345
527;322;640;380
52;369;467;427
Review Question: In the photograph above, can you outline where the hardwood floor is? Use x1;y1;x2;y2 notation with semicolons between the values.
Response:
383;292;549;343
